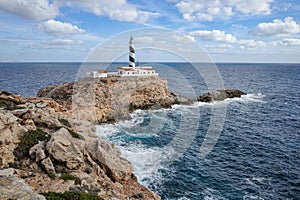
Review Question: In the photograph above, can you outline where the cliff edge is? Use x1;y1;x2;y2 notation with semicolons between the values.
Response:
0;90;160;200
1;76;246;199
37;76;192;123
37;76;246;123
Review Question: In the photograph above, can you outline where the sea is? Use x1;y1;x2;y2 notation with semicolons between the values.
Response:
0;62;299;199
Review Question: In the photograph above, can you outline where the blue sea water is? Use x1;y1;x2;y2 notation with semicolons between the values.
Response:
1;62;300;199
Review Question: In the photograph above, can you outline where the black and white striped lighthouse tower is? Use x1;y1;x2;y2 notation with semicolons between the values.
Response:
129;36;135;68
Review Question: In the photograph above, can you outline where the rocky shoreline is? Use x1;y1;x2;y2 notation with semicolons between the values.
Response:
37;76;245;123
0;90;160;199
1;76;245;199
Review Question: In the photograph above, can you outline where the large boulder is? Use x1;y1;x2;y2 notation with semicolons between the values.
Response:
29;141;46;162
0;168;45;200
47;128;84;170
0;111;27;167
88;139;133;182
197;89;246;102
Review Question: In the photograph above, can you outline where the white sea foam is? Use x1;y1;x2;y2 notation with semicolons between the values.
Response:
225;93;266;103
192;93;266;107
96;124;120;139
118;143;168;185
96;110;176;187
177;197;191;200
202;187;226;200
95;93;266;194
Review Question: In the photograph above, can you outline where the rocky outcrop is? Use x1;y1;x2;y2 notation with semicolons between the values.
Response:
1;76;246;200
37;76;195;123
47;128;85;170
90;139;133;182
0;90;160;200
0;168;45;200
197;89;246;102
38;77;245;123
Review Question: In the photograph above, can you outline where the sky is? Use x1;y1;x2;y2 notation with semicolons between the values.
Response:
0;0;300;63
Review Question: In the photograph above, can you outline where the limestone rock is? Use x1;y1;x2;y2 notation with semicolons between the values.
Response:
11;108;29;117
197;89;246;102
0;168;14;176
36;102;48;108
47;128;84;170
41;157;55;174
89;139;133;182
0;111;27;168
37;76;180;123
0;175;45;200
29;141;46;162
0;90;25;110
22;119;36;130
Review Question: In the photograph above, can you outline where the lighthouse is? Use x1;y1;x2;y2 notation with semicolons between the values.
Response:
88;36;158;77
129;36;135;68
87;36;158;77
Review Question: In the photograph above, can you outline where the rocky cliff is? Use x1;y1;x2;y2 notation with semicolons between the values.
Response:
37;76;192;123
1;75;246;199
37;76;246;123
0;90;160;200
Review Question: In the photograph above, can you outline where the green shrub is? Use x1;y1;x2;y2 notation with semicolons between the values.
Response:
48;173;56;180
59;118;71;127
14;128;50;160
0;99;20;110
60;173;81;184
85;167;92;174
48;125;62;131
42;191;103;200
70;131;84;140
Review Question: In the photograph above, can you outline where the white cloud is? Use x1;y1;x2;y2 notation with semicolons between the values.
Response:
238;39;266;49
190;29;268;49
0;0;59;20
0;0;158;23
37;20;85;36
224;7;233;16
226;0;273;15
252;17;300;37
204;44;233;52
136;11;160;24
175;0;273;21
173;34;195;43
272;38;300;46
189;30;237;43
28;39;83;49
55;0;159;23
135;36;154;44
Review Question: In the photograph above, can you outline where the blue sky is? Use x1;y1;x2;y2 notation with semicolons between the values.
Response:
0;0;299;62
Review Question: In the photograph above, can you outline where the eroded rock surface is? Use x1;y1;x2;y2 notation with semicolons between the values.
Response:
197;89;246;102
0;90;160;200
37;76;191;123
38;78;246;123
1;77;246;199
0;168;45;200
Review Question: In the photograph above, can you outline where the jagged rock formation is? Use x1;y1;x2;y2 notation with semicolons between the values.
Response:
197;89;246;102
0;168;46;200
1;75;246;200
38;76;246;123
37;76;191;123
0;90;160;199
37;77;246;123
